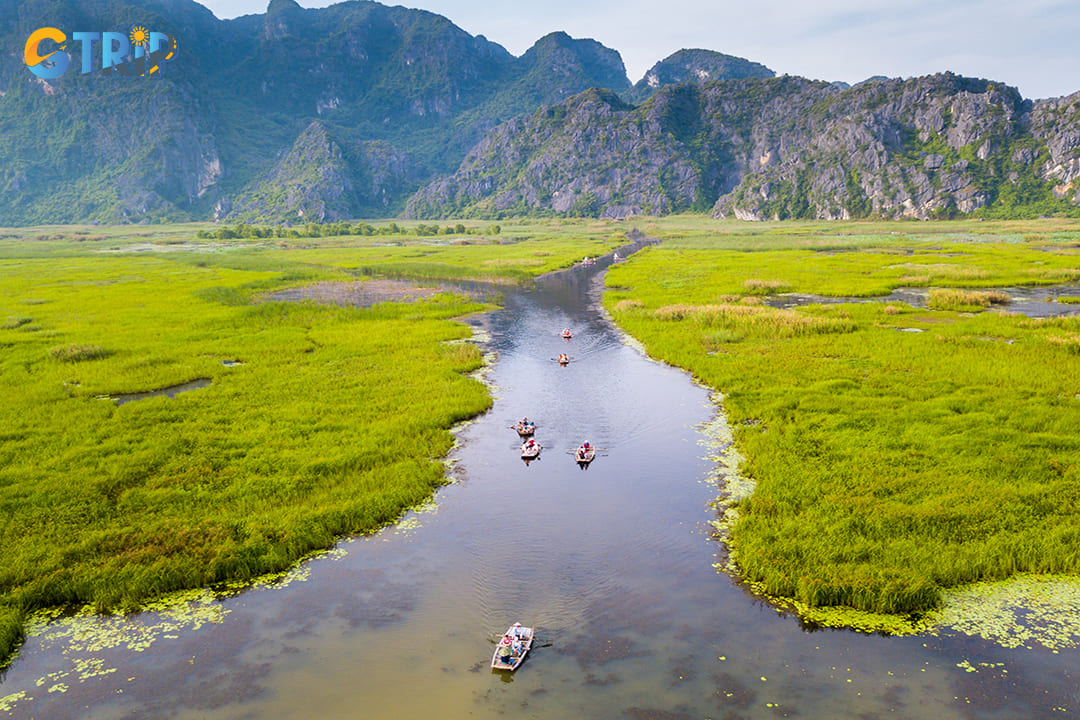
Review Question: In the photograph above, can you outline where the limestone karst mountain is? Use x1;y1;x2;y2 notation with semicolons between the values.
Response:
3;0;1078;223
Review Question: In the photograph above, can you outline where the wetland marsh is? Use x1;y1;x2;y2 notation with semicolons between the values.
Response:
1;218;1079;718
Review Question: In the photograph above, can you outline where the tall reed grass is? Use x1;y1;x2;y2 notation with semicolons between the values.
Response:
927;289;1011;311
651;302;856;337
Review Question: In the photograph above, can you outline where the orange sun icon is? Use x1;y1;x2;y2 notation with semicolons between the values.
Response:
129;26;150;48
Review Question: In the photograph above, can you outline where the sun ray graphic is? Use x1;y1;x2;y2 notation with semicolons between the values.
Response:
129;26;150;48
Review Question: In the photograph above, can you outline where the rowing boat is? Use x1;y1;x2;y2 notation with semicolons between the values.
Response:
514;421;536;437
491;625;533;671
521;441;541;460
575;447;596;465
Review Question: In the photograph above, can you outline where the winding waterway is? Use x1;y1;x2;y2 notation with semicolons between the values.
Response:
2;252;1077;719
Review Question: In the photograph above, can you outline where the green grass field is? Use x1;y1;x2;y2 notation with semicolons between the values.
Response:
4;213;1078;664
0;220;626;668
606;216;1080;626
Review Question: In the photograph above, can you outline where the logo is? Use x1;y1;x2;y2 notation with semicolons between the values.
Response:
24;26;178;79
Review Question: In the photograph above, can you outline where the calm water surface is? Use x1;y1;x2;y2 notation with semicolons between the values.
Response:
2;252;1077;719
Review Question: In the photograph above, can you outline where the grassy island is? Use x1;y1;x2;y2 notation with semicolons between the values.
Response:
606;217;1080;628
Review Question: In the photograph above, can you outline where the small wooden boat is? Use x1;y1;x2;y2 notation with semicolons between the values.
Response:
492;625;534;671
560;330;572;339
575;446;596;465
514;421;536;437
520;441;541;460
557;355;569;366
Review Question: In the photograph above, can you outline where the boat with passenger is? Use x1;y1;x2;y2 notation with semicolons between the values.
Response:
492;623;533;671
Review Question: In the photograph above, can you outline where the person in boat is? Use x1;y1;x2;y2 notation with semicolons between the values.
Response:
520;417;530;428
577;441;591;459
558;354;568;363
511;622;529;640
497;636;513;664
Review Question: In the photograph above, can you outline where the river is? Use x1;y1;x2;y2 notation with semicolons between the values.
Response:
1;250;1077;719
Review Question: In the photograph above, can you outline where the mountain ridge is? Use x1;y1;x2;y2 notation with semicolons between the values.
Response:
0;0;642;224
2;0;1078;224
407;73;1080;221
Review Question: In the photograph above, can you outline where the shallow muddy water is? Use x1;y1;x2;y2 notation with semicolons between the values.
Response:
767;284;1080;318
110;377;212;406
2;251;1077;720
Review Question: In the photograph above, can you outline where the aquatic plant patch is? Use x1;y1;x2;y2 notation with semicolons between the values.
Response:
926;288;1011;311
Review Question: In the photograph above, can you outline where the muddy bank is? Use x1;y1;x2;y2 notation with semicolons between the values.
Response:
265;279;477;307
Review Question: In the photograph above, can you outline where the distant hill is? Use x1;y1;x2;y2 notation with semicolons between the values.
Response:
627;49;774;103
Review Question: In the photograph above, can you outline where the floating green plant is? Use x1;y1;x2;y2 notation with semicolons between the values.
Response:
0;691;29;713
928;575;1080;650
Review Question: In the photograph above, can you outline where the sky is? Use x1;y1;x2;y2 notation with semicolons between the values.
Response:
200;0;1080;100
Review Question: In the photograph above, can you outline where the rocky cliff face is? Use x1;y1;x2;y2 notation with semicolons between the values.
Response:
514;32;630;105
716;74;1032;220
1028;93;1080;204
225;121;359;223
406;89;700;219
0;69;222;224
408;74;1080;220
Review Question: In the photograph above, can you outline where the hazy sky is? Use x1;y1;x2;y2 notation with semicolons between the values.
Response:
201;0;1080;100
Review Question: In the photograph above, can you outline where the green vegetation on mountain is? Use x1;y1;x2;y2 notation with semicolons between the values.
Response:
605;216;1080;626
0;0;633;225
